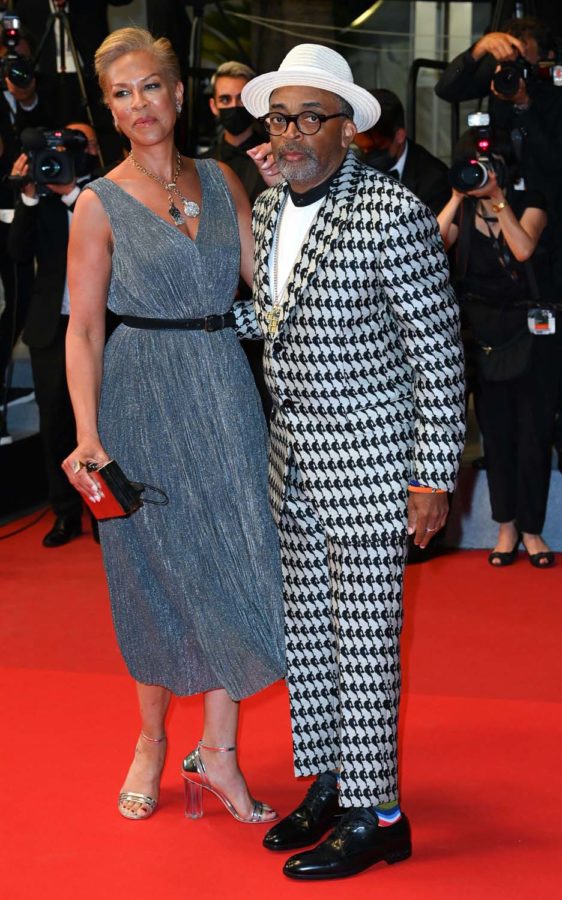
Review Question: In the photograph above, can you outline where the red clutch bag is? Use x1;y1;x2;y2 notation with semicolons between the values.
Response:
82;460;145;520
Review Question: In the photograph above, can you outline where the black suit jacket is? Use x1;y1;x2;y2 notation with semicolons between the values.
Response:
9;189;75;348
401;140;451;215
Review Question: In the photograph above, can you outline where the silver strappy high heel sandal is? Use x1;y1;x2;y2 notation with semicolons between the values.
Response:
181;741;278;824
118;731;166;821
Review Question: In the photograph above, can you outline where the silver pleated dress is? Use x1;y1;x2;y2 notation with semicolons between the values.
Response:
86;161;285;699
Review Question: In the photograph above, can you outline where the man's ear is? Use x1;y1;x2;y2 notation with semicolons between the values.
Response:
395;127;407;149
342;119;357;148
209;96;218;117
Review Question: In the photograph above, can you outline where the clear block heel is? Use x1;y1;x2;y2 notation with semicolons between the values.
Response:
184;776;204;818
181;741;279;824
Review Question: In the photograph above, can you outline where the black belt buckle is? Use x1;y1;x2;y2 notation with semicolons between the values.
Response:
204;314;223;332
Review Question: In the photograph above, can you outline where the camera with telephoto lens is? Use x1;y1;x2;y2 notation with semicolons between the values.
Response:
20;127;88;190
492;55;532;98
448;113;497;193
0;11;34;88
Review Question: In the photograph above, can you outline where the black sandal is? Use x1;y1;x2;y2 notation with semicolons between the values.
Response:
526;550;555;569
488;535;521;567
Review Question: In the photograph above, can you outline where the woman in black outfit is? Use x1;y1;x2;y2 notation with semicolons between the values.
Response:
438;142;558;567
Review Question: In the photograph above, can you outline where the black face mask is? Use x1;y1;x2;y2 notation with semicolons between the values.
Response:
218;106;254;136
364;147;397;172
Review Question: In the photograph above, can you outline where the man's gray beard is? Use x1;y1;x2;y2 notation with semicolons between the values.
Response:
276;145;322;184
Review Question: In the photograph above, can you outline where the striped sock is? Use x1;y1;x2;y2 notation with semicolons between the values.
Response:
374;801;402;827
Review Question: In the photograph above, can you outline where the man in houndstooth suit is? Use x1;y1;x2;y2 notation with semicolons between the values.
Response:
236;44;465;880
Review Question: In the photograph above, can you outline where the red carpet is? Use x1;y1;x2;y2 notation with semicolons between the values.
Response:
2;513;562;899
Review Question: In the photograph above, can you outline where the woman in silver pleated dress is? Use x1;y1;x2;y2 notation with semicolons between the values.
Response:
62;28;285;824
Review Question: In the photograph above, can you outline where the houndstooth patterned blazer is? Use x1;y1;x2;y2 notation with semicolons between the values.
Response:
235;152;465;547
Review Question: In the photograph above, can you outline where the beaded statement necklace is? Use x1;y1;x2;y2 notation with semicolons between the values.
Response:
128;150;200;226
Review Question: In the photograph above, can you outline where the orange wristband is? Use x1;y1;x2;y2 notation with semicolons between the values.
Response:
408;485;446;494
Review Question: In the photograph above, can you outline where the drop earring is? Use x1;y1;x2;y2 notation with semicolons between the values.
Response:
176;102;182;114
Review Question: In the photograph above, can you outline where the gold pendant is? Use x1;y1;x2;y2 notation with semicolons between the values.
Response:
266;307;282;335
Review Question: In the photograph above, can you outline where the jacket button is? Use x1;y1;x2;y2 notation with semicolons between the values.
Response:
282;399;294;410
272;341;282;354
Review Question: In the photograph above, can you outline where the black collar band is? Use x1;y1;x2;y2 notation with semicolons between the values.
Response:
287;158;345;207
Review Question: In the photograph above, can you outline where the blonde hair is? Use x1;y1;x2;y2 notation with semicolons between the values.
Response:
95;27;181;101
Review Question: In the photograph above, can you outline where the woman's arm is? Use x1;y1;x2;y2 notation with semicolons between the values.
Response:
61;189;113;501
436;190;464;249
218;162;255;289
468;171;547;261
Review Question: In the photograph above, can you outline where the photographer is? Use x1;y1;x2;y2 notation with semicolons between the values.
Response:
0;22;55;417
12;2;132;163
8;122;100;546
435;18;562;216
438;132;559;569
434;17;555;104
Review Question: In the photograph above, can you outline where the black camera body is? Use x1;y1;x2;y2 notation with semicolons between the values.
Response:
449;113;496;193
20;127;87;191
492;56;562;98
1;52;34;87
0;11;34;87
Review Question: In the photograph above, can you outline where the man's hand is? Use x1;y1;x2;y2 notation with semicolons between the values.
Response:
247;142;284;187
11;152;36;198
407;492;449;549
472;32;525;62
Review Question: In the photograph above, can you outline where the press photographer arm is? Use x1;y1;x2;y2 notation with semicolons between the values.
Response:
435;31;525;103
472;32;526;64
437;171;546;260
7;153;39;264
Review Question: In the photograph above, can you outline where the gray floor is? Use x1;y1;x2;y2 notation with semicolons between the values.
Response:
4;343;38;439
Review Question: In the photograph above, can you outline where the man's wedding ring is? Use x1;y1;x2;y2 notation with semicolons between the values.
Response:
425;527;436;532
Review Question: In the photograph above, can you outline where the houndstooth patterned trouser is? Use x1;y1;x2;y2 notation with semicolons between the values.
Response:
278;460;407;808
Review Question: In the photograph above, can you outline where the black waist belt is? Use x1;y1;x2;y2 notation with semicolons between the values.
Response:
122;313;236;332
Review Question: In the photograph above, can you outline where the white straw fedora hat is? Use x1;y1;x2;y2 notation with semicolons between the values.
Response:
241;44;381;134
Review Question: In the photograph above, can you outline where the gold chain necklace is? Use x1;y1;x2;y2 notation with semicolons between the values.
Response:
266;195;289;335
128;150;200;226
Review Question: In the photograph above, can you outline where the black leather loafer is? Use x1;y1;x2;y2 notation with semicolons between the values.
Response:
263;773;341;852
42;515;82;548
283;809;412;880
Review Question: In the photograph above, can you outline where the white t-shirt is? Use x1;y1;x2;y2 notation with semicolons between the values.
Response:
268;194;324;305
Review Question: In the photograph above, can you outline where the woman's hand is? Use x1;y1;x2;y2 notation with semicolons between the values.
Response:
465;168;504;202
62;440;111;505
247;142;284;187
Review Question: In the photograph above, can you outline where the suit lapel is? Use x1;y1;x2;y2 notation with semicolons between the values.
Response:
276;151;361;332
253;186;286;334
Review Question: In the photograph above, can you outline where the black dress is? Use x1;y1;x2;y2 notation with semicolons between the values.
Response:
459;190;561;533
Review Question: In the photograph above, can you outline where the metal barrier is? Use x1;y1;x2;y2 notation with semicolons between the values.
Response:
406;57;460;156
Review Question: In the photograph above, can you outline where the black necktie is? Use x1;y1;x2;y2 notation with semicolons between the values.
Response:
387;168;400;181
